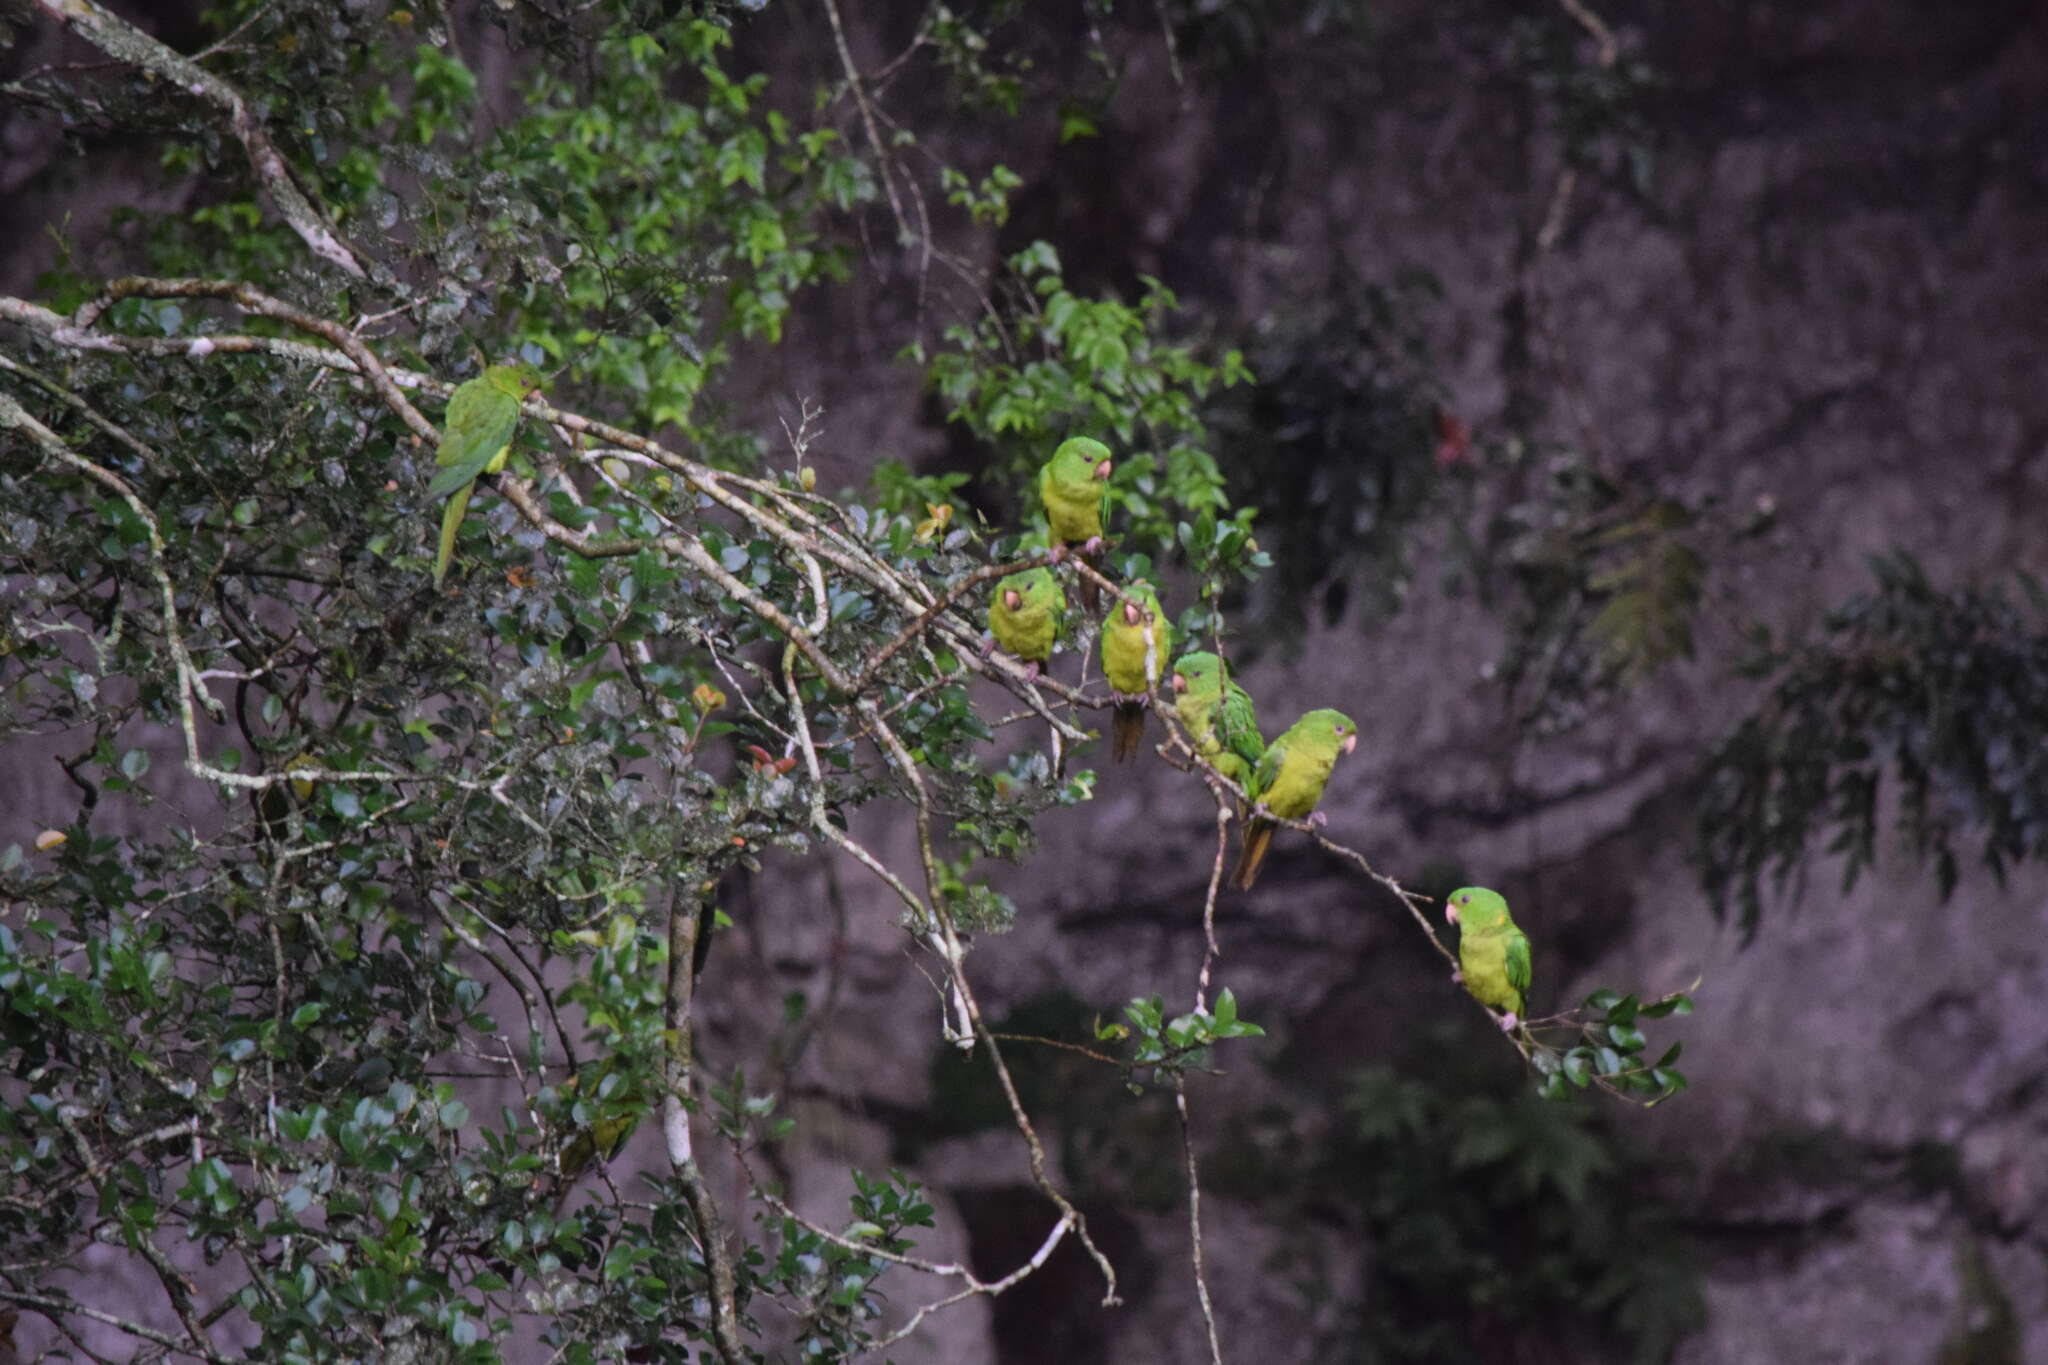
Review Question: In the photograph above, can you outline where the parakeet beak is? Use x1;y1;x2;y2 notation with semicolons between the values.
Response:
1341;733;1358;755
1003;589;1022;611
1093;459;1112;481
1445;903;1460;926
1171;673;1186;693
1123;602;1142;625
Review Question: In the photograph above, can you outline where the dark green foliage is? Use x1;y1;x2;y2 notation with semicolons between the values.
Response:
1206;270;1447;639
0;0;1261;1354
1474;451;1705;733
1318;1066;1701;1363
1507;11;1661;194
919;989;1264;1212
1696;553;2048;940
1531;990;1692;1107
915;242;1263;637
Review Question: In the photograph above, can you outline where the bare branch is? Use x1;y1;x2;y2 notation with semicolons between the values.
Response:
819;0;910;246
1175;1076;1224;1365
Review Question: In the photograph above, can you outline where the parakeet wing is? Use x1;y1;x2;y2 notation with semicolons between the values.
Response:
1249;735;1287;802
1505;927;1532;995
426;383;521;498
1218;683;1263;767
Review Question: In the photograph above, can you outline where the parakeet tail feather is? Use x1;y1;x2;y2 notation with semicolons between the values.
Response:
434;482;474;587
1111;701;1146;762
1232;819;1274;890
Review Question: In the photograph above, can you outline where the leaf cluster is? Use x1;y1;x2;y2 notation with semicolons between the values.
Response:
1697;552;2048;940
1313;1064;1702;1363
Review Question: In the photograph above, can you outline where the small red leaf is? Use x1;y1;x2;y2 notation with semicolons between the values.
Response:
1435;408;1472;467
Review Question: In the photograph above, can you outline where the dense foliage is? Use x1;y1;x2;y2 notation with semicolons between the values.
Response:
1698;553;2048;941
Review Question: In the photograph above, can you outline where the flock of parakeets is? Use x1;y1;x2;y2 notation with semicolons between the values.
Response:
424;379;1534;1032
987;437;1536;1030
988;437;1373;893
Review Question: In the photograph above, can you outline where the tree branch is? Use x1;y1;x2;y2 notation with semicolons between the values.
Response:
35;0;366;278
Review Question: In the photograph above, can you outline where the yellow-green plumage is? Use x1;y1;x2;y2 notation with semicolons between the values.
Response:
1446;886;1531;1029
1171;651;1264;795
1037;436;1112;613
1231;708;1357;890
554;1055;648;1180
987;567;1063;670
1102;581;1171;762
427;363;544;586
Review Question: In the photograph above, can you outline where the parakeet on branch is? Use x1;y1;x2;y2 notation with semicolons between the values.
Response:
1445;885;1531;1031
426;362;545;586
1170;651;1264;796
554;1055;649;1180
1230;708;1357;890
985;566;1064;680
1037;436;1112;613
1102;581;1172;762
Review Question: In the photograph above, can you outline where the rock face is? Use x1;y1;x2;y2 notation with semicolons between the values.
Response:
7;1;2048;1360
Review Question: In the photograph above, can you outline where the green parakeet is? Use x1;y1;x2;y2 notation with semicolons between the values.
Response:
554;1055;649;1181
1231;708;1358;890
1446;885;1531;1031
426;362;545;586
1102;581;1172;762
1170;651;1264;796
985;566;1064;680
1037;436;1112;613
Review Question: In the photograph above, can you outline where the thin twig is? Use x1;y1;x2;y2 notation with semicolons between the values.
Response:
858;703;1121;1304
819;0;910;245
1174;1075;1223;1365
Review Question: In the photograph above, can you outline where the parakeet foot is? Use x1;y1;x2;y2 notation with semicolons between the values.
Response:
1080;535;1104;556
1497;1011;1519;1032
1450;968;1464;985
1048;544;1069;564
1022;661;1041;682
1307;811;1328;830
979;634;996;660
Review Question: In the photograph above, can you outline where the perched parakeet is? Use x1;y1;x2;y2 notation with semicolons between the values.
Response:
1170;651;1264;796
1230;708;1358;890
1446;886;1531;1031
1102;581;1172;762
554;1055;649;1180
1037;436;1112;613
426;362;545;586
985;566;1064;680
